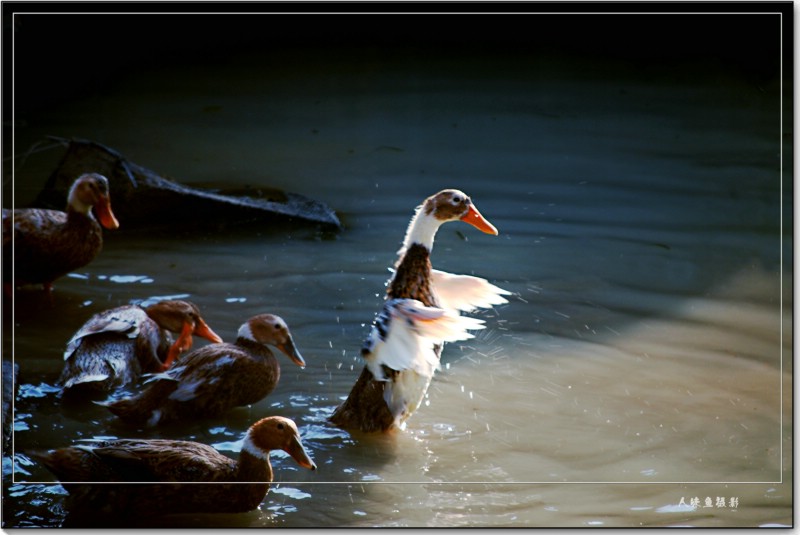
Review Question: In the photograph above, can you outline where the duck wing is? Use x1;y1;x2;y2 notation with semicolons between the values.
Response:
4;208;70;263
105;348;235;425
6;208;66;239
430;269;511;312
87;439;234;482
60;338;139;396
144;343;277;416
362;298;484;381
361;298;486;427
151;346;240;401
64;306;148;361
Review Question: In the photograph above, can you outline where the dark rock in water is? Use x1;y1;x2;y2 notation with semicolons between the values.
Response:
33;138;342;230
2;360;18;455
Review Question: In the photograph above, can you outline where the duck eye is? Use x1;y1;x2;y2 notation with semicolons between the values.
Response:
276;422;285;430
451;195;463;205
274;323;281;330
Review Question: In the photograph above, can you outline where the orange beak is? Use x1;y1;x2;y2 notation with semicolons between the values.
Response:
161;320;223;371
193;318;223;344
460;203;498;235
285;434;316;470
95;196;120;230
277;336;306;368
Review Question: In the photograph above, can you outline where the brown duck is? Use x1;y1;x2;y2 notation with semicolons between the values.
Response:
59;300;223;399
3;173;119;292
104;314;306;426
29;416;316;520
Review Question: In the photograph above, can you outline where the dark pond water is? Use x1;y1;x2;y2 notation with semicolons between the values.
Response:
2;13;791;528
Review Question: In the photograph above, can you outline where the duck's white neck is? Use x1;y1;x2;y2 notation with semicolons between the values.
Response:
67;188;93;216
240;433;269;461
237;323;255;342
398;208;442;257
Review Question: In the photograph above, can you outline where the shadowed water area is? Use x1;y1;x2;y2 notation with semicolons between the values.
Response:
2;13;792;528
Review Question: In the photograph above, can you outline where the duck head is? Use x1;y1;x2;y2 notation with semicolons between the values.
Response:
237;314;306;368
68;173;120;230
400;189;498;253
144;300;223;368
240;416;316;470
426;189;498;235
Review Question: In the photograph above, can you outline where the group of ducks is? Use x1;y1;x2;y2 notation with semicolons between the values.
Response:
4;174;510;521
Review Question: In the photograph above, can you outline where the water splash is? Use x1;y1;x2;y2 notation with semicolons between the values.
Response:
136;294;192;307
656;503;697;513
18;383;61;399
212;438;244;453
101;274;155;284
272;486;312;500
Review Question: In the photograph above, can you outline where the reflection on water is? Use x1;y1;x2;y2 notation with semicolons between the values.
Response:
3;35;790;528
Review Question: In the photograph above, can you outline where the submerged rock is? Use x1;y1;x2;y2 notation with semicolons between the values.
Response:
32;138;342;230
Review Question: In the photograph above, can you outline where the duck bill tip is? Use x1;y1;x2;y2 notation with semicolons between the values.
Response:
279;338;306;368
287;436;316;470
96;197;120;230
300;460;317;471
460;204;498;235
195;320;224;344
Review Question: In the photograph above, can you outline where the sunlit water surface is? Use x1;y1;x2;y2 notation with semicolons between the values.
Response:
2;49;791;528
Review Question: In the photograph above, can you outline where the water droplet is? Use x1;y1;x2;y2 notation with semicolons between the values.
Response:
271;486;312;500
109;275;151;284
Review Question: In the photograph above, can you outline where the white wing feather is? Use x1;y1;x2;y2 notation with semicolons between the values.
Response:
392;298;485;341
365;311;440;381
363;299;484;382
369;266;509;429
430;269;511;312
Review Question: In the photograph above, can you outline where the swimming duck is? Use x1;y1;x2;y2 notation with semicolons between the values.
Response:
29;415;316;520
2;173;119;292
59;300;223;399
329;189;510;432
104;314;306;426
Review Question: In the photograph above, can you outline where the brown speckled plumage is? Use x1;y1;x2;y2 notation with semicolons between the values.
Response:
29;416;316;521
105;314;304;426
59;301;221;399
387;244;438;306
2;173;119;290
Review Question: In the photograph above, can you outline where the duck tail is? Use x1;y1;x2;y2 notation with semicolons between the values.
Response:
61;373;113;399
101;378;177;426
100;397;152;424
